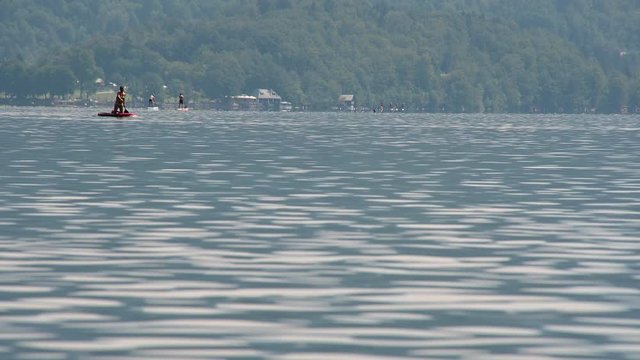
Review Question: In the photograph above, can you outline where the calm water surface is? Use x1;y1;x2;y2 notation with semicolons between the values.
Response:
1;107;639;360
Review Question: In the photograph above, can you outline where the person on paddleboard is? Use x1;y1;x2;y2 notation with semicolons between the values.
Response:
178;93;185;109
113;86;126;113
149;94;155;107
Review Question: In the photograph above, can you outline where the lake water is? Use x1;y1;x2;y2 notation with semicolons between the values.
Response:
1;107;639;360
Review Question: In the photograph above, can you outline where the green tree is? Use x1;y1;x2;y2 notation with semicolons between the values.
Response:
1;60;31;99
38;64;77;99
605;73;630;113
66;49;102;99
196;51;246;99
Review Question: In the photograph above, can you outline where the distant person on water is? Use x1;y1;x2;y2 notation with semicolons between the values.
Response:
113;86;126;113
149;94;156;107
178;93;185;109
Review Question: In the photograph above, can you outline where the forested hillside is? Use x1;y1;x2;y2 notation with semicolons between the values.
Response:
1;0;640;112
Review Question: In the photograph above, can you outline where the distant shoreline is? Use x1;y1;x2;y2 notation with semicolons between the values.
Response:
1;103;638;115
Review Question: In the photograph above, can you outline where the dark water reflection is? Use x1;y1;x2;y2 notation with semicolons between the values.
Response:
1;107;639;359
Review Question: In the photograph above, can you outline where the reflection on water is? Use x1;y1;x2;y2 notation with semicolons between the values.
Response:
1;107;639;359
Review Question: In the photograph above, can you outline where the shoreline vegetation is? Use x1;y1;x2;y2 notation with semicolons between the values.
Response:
2;0;640;114
3;100;639;114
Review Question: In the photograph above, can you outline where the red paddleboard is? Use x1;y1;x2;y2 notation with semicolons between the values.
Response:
98;112;137;118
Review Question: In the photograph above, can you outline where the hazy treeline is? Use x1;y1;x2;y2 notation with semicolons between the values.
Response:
1;0;640;112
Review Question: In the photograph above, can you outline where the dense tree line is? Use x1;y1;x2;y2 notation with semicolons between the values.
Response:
1;0;640;112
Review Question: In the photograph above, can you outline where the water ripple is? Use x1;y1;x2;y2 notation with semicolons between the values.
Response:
1;108;639;359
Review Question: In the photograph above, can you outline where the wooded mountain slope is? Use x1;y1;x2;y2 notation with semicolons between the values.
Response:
2;0;639;112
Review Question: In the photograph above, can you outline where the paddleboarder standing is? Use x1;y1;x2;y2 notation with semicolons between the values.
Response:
113;86;126;113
